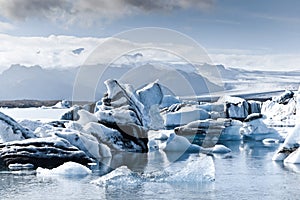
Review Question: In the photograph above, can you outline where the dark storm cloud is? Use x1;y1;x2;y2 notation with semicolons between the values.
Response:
0;0;215;24
124;0;214;11
0;0;70;20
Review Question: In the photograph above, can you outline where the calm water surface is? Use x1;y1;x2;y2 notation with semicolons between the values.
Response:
1;140;300;200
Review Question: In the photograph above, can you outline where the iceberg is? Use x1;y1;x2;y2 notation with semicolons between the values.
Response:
0;137;93;169
261;90;296;122
272;86;300;163
36;161;92;177
174;118;242;144
94;79;166;152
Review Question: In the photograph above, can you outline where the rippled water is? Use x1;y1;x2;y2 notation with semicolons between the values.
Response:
1;140;300;200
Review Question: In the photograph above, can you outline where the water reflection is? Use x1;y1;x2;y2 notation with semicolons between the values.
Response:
239;141;279;157
2;139;300;200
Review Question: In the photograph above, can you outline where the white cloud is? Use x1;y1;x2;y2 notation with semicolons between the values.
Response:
209;50;300;71
0;33;297;73
0;34;104;71
0;32;212;73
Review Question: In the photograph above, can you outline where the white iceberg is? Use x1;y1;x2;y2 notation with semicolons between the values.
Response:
273;87;300;163
36;161;92;177
261;90;296;123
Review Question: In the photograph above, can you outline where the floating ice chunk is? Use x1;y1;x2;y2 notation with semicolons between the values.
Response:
262;138;280;145
91;166;135;186
203;144;231;154
165;155;215;182
8;163;35;171
91;154;215;186
36;162;92;177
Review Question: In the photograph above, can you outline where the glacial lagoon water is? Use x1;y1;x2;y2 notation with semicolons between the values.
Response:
1;139;300;200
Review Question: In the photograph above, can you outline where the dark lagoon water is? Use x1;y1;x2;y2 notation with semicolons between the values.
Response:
1;139;300;200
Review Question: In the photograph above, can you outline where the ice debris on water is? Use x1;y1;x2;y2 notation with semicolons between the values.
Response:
91;154;215;186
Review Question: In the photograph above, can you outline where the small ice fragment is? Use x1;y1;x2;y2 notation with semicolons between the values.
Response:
8;163;35;171
263;138;279;145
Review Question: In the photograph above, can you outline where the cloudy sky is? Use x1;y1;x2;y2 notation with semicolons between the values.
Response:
0;0;299;71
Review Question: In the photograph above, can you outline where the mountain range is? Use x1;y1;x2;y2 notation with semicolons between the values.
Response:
0;63;299;101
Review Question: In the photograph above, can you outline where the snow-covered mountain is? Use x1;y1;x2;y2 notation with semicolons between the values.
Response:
0;63;222;100
0;63;298;101
0;65;77;100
